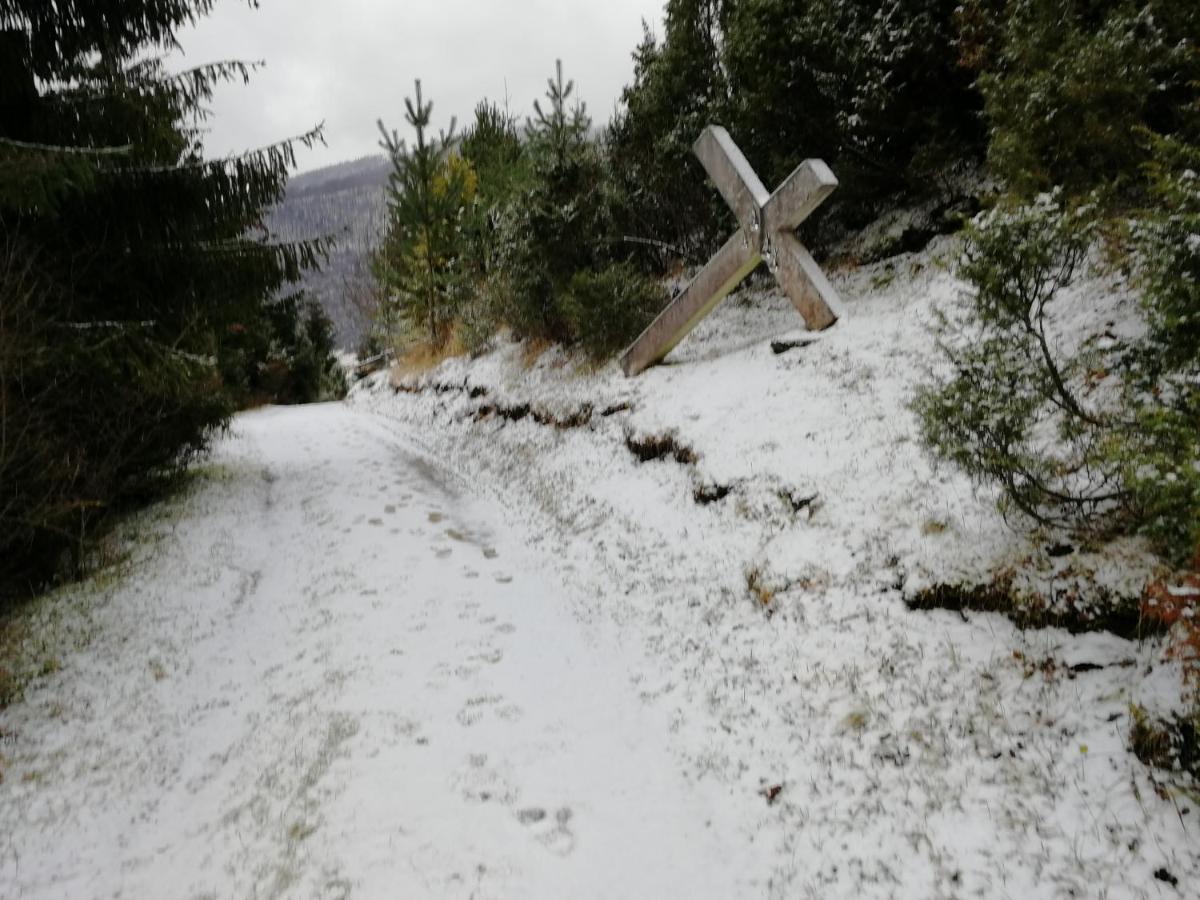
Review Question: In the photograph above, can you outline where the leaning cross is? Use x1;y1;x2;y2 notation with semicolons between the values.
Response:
620;126;844;377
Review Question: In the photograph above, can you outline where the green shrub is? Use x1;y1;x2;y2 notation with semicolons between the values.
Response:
1119;407;1200;566
1120;135;1200;564
917;179;1200;565
914;194;1129;531
561;265;666;361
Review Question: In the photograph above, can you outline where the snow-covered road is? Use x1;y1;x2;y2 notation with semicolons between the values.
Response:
0;403;745;899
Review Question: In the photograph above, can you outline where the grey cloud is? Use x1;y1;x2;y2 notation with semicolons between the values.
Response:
173;0;666;171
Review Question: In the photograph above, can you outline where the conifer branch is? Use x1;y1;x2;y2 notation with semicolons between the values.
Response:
136;123;325;173
0;136;133;156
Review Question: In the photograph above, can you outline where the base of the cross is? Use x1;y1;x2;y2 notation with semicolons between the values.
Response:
620;233;758;377
620;232;844;377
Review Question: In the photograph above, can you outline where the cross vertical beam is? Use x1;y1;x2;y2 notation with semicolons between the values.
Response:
620;126;843;377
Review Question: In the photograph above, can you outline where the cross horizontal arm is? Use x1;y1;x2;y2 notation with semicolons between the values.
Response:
693;125;770;238
762;159;838;234
620;232;760;377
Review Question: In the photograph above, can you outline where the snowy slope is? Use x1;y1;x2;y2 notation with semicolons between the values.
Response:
352;237;1197;898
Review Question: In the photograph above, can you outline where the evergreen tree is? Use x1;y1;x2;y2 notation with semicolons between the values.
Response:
611;0;986;258
0;0;325;593
460;101;528;213
500;60;614;341
608;0;731;265
979;0;1200;203
376;81;477;346
725;0;984;237
455;101;532;352
526;60;592;167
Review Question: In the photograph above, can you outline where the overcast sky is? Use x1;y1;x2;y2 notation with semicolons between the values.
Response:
172;0;667;173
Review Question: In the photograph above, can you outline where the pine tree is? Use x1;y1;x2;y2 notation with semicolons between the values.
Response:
376;81;477;346
725;0;984;236
0;0;326;593
499;60;614;341
460;101;528;213
526;60;592;168
608;0;731;264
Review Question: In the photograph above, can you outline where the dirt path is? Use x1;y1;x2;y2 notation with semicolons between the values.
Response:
0;404;744;899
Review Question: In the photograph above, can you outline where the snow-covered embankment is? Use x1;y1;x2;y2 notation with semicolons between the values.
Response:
353;238;1196;898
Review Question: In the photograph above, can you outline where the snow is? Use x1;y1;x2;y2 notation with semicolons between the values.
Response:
0;407;753;899
1;237;1196;898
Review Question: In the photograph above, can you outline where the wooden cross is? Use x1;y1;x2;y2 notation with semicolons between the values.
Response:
620;126;844;377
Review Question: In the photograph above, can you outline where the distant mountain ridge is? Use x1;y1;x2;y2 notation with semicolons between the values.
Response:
267;155;391;349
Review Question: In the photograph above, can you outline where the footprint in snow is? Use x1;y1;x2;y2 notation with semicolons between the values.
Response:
497;704;523;722
456;694;503;727
454;754;517;805
517;807;576;857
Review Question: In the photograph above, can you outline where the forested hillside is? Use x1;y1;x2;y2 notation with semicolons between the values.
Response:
266;156;390;349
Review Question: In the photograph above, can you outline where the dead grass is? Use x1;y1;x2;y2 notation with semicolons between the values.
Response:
1141;571;1200;691
389;336;467;383
1130;705;1199;781
745;567;776;607
520;338;553;369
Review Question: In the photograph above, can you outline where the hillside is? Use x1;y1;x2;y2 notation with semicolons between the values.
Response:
267;155;391;349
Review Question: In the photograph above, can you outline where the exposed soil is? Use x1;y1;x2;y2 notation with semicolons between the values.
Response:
904;580;1165;641
624;432;698;466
